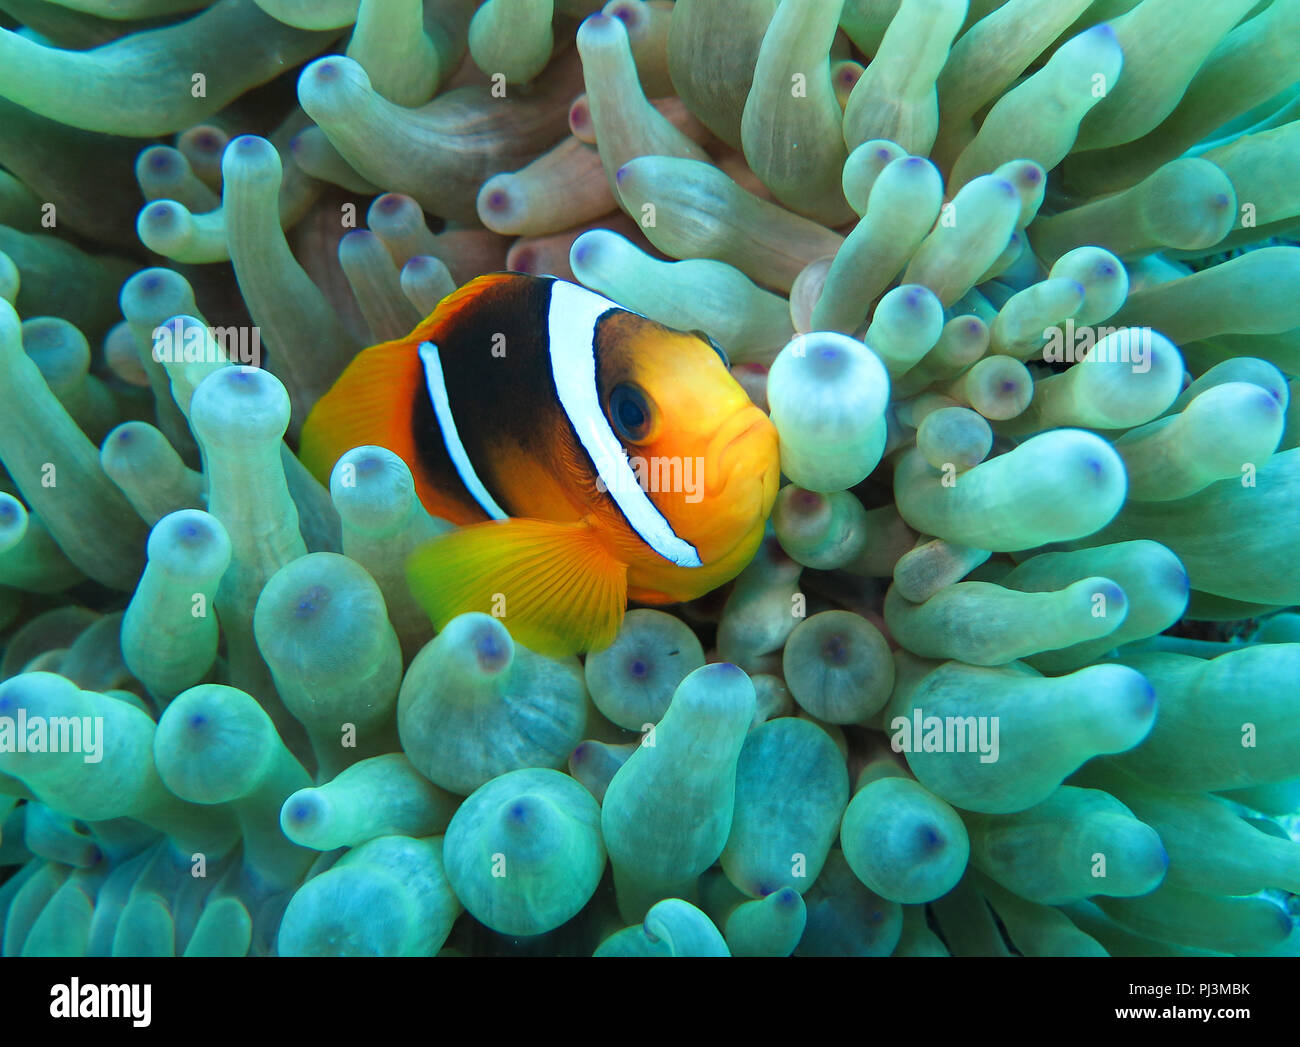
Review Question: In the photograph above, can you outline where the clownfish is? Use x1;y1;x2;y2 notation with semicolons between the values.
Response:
300;273;779;656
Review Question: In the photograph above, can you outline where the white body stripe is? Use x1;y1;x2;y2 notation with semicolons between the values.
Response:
417;342;509;520
547;281;702;568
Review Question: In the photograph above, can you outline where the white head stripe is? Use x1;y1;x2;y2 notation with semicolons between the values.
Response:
418;342;509;521
547;281;702;568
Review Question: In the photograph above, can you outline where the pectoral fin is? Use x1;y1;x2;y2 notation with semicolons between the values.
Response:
406;517;627;657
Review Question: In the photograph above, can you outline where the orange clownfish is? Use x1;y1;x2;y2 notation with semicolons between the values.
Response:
300;273;780;656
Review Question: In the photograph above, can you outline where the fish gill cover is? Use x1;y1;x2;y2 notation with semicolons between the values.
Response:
0;0;1298;962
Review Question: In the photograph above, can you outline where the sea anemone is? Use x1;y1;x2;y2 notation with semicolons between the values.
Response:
1;0;1299;959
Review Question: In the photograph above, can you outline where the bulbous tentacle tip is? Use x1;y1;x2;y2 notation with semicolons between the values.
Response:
142;146;181;174
289;583;331;621
606;1;640;27
354;449;391;478
430;612;517;677
309;58;343;83
298;55;373;117
128;269;170;299
230;133;269;156
473;622;511;674
373;193;403;216
501;795;545;832
790;488;825;513
139;199;180;226
181;126;227;156
704;660;747;681
1135;678;1158;717
579;11;616;34
221;134;281;184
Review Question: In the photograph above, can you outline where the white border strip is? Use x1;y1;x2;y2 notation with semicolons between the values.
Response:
547;281;702;568
418;342;509;520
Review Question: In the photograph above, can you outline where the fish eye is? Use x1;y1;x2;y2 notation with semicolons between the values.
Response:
691;329;730;368
609;383;652;443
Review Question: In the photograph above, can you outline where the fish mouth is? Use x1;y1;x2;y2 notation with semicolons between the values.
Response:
708;408;777;496
723;417;767;456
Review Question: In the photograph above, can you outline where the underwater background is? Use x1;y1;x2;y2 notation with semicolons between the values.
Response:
1;0;1299;958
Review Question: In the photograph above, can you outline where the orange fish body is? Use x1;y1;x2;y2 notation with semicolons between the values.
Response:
300;273;779;656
